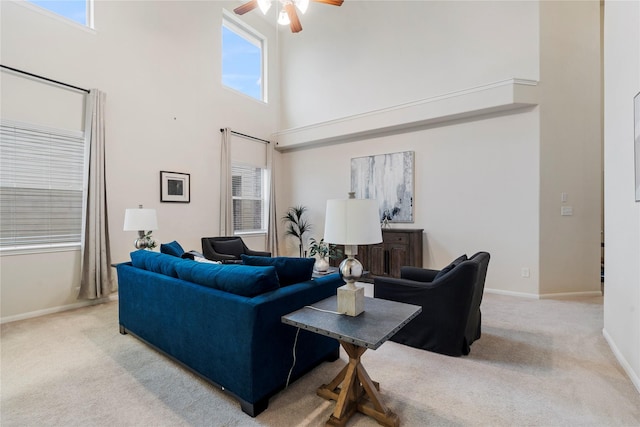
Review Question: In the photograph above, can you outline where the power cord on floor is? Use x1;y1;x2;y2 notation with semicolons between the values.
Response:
285;327;300;389
285;305;344;388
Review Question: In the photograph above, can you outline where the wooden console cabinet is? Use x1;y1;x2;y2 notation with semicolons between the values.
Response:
331;228;423;282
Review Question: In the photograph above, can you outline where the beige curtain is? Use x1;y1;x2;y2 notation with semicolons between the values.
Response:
266;142;279;256
220;128;233;235
79;89;113;300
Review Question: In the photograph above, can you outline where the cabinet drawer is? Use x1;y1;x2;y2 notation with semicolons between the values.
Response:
382;233;407;244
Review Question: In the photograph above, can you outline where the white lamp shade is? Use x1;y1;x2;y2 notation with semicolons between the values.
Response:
324;198;382;245
257;0;271;14
277;9;290;25
296;0;309;14
123;208;158;231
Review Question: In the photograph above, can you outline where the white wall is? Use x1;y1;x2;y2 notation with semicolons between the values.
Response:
0;0;279;321
603;0;640;393
538;0;602;296
276;112;541;295
278;0;539;129
276;0;601;297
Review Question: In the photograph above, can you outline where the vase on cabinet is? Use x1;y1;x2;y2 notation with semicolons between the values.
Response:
315;257;330;273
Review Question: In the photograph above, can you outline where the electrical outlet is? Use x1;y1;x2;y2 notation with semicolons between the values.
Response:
561;206;573;216
521;268;530;278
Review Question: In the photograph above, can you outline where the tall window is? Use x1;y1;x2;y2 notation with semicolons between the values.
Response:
232;164;266;233
0;120;85;250
222;14;266;102
27;0;93;27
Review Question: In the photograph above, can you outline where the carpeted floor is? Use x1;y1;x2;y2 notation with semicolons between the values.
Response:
1;293;639;426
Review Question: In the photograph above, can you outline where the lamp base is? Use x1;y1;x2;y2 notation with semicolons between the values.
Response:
337;283;364;316
134;230;155;250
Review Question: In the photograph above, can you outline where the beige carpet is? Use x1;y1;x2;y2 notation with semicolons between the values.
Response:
1;293;639;426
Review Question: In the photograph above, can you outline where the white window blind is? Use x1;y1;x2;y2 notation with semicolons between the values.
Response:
232;163;266;233
0;120;85;249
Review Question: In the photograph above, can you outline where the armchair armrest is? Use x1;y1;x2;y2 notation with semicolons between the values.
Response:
400;266;439;282
245;249;272;257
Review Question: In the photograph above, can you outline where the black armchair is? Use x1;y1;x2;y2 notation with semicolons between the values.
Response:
374;252;490;356
201;236;271;263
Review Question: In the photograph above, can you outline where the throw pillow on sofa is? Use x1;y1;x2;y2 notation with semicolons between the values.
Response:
130;250;183;278
241;255;315;286
175;261;279;297
434;254;468;280
160;240;185;257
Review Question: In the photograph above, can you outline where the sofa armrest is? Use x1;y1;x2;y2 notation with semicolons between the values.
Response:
400;266;439;282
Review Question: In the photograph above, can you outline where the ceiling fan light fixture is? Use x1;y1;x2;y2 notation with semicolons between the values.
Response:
257;0;272;14
277;9;290;26
295;0;309;14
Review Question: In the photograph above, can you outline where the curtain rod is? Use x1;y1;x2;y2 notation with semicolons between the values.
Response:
220;128;270;144
0;64;90;94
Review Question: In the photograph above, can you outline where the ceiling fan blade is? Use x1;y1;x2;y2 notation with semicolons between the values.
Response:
285;3;303;33
311;0;344;6
234;0;258;15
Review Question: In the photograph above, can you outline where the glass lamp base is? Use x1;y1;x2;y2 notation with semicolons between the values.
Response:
338;255;365;316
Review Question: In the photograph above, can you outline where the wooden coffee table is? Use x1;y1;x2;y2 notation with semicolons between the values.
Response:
282;296;421;427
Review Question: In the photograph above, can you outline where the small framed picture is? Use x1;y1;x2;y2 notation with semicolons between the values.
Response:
160;171;190;203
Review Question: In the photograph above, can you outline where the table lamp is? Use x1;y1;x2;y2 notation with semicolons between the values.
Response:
123;205;158;250
324;192;382;316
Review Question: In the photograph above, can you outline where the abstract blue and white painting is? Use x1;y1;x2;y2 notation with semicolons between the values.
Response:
351;151;415;223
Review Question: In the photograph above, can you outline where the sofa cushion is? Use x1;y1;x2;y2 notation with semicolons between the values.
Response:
241;255;315;286
175;262;279;297
435;254;468;281
130;250;182;278
212;239;244;258
160;240;185;257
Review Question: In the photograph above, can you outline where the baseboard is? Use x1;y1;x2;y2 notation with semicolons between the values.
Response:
484;288;540;299
602;328;640;395
485;288;603;300
538;291;603;299
0;294;117;324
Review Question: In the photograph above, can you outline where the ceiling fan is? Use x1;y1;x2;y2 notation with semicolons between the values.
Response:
234;0;344;33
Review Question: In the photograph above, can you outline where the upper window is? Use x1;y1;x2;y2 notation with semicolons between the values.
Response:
222;14;266;102
27;0;92;27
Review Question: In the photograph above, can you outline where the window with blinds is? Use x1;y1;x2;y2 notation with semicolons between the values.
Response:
232;163;266;233
0;120;85;250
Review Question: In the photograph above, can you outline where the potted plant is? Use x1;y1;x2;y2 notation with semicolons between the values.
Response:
281;205;312;257
308;237;343;272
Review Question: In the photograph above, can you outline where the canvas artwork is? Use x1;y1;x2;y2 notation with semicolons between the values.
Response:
635;92;640;202
351;151;415;223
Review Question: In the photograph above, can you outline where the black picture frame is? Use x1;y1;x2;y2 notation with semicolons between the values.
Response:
160;171;190;203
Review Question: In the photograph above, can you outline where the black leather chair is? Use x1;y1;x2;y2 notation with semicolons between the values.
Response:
374;252;490;356
201;236;271;263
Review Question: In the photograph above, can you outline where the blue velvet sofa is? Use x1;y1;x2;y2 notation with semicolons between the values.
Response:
117;250;342;417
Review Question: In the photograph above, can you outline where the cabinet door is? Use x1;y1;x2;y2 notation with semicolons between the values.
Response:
367;244;386;276
388;244;409;278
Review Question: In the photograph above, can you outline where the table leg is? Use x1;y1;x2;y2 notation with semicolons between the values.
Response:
317;341;399;427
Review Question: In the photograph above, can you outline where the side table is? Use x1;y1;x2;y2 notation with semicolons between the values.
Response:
282;296;421;427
